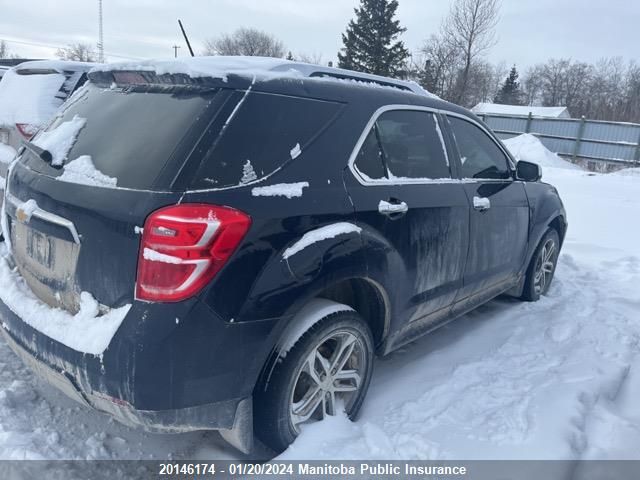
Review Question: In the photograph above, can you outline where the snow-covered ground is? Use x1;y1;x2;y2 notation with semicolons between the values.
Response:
0;136;639;460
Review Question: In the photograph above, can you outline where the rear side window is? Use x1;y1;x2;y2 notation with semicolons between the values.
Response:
447;116;511;180
191;92;342;189
353;110;451;181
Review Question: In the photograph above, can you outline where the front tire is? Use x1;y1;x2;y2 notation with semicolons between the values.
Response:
521;229;560;301
254;308;374;453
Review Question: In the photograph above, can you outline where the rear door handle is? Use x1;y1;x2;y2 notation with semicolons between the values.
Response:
473;196;491;212
378;199;408;217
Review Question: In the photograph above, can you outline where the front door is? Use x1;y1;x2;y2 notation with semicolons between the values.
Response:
445;114;530;301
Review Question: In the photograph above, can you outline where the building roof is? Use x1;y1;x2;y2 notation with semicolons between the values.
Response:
472;103;570;118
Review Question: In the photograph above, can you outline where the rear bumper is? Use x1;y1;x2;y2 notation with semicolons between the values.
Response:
1;322;247;430
0;291;282;453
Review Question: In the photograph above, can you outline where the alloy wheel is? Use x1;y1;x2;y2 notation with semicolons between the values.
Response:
534;238;556;295
289;330;365;432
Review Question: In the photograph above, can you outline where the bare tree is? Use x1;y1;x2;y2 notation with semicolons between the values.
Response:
0;40;9;59
418;33;462;100
442;0;500;106
56;43;97;62
203;28;285;58
296;52;324;65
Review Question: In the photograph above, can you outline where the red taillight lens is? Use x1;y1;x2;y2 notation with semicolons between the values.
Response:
15;123;37;140
136;204;251;302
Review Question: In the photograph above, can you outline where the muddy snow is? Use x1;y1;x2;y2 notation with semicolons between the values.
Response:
0;152;639;460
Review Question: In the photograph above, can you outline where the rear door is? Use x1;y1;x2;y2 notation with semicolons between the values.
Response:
345;107;469;332
445;114;529;302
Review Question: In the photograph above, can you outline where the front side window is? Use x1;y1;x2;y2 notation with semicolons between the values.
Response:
447;116;511;180
353;109;451;181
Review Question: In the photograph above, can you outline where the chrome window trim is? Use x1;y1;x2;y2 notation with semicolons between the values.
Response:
347;104;516;186
5;192;81;244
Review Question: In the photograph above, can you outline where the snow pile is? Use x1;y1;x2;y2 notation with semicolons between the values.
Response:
58;156;117;188
283;223;362;260
0;68;65;126
252;182;309;199
503;134;581;171
0;253;130;355
610;167;640;177
32;115;86;166
0;143;16;164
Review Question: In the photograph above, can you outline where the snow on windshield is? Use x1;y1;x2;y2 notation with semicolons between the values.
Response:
32;115;87;166
0;68;65;127
57;155;118;188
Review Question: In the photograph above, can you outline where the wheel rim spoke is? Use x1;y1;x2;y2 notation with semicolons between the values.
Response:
291;386;323;425
330;334;357;375
322;390;336;417
333;369;361;392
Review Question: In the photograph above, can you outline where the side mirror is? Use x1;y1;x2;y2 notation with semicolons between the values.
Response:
516;160;542;182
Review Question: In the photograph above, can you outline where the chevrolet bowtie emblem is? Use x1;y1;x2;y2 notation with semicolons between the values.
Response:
16;207;29;224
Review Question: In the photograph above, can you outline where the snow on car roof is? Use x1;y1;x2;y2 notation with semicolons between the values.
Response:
13;60;97;73
91;56;431;96
0;67;66;127
0;60;97;127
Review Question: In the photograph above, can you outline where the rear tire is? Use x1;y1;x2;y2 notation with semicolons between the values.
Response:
521;229;560;301
254;308;374;453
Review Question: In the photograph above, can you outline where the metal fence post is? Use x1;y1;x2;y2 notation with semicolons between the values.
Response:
525;112;533;133
573;116;586;161
635;127;640;166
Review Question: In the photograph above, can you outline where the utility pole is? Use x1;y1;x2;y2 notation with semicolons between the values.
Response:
172;45;180;58
97;0;105;63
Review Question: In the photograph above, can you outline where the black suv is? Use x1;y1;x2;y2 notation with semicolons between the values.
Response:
0;58;566;454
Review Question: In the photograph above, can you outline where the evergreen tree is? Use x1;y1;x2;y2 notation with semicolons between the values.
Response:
286;51;295;61
495;65;525;105
337;0;410;77
418;59;437;94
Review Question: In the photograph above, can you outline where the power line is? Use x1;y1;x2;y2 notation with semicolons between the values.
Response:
0;37;143;60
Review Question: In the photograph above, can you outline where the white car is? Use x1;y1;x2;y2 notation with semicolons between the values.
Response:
0;60;95;152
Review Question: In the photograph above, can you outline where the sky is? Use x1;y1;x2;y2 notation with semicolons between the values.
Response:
1;0;638;69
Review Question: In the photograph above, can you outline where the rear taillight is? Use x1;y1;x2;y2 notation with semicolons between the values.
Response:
136;204;251;302
15;123;37;140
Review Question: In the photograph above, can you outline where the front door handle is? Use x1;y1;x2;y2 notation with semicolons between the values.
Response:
473;196;491;212
378;199;408;217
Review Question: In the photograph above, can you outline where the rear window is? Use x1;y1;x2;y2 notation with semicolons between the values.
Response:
23;83;213;190
190;92;342;189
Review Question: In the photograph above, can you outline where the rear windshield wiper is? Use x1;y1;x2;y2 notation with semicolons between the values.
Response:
20;140;54;165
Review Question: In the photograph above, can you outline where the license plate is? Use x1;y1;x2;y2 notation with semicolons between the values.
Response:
26;229;54;269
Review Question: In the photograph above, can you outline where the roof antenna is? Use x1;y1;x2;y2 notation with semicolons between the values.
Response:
178;19;195;57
